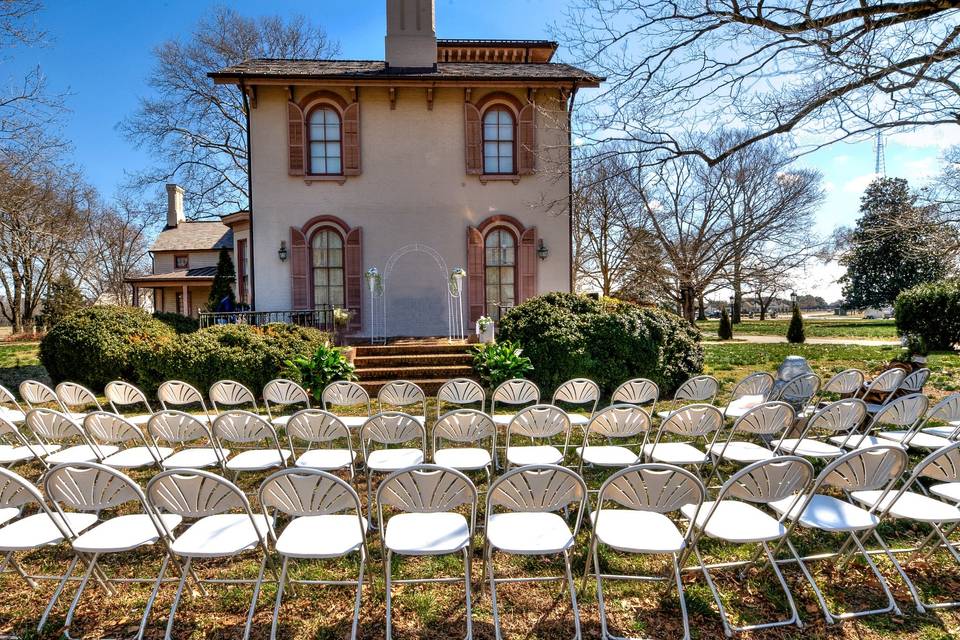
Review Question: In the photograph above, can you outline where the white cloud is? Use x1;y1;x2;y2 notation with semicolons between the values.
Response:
888;125;960;150
833;154;851;166
823;181;836;193
900;157;938;182
843;172;881;194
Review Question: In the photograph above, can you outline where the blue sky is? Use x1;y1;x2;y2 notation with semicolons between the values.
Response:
6;1;956;300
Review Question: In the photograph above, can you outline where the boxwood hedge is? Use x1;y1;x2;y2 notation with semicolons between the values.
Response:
894;279;960;350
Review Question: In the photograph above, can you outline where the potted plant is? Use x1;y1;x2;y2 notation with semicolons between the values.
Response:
476;315;495;343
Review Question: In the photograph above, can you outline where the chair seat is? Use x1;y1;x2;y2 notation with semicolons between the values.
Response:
576;445;639;467
276;514;367;558
771;438;844;459
101;446;173;469
828;434;906;450
922;425;959;439
73;514;183;553
161;448;229;469
294;448;356;470
487;512;574;555
567;414;590;427
681;500;785;543
769;494;877;532
170;513;273;557
384;512;470;555
270;415;293;428
434;447;491;471
367;449;424;472
723;395;765;419
45;444;119;465
0;443;60;464
0;407;25;423
337;415;369;429
930;482;960;503
0;507;19;528
643;442;708;465
492;414;517;427
865;402;886;415
0;512;98;551
706;441;774;463
506;445;563;467
116;413;152;426
851;490;960;523
225;449;292;472
591;509;685;553
875;430;952;449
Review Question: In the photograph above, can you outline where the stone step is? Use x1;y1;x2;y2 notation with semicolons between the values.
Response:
359;378;457;395
354;365;474;381
354;353;473;368
353;342;474;357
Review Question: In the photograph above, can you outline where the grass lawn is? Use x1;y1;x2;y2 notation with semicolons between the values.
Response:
697;317;898;339
3;342;960;638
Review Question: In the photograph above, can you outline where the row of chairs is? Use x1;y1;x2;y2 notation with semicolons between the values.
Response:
3;438;960;640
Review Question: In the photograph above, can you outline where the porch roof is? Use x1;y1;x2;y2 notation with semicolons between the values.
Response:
125;267;217;285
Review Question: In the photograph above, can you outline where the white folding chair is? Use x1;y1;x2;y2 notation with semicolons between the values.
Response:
771;445;909;623
21;379;84;420
504;404;572;468
682;456;814;636
433;409;495;481
146;469;274;640
643;404;725;476
377;381;427;425
210;379;259;413
41;462;181;639
610;378;659;413
148;410;230;470
26;408;117;464
898;367;930;397
833;393;928;450
259;468;368;640
585;464;705;640
211;410;291;475
656;376;718;420
0;384;26;425
285;409;356;477
436;378;486;417
920;393;960;441
157;380;218;423
322;380;371;430
770;372;821;415
484;464;587;640
55;382;103;419
722;372;775;419
105;380;155;427
360;412;426;522
490;378;540;427
576;404;651;475
263;378;311;429
706;402;796;481
378;465;477;640
772;398;867;459
813;368;866;409
858;368;907;415
874;393;955;450
84;411;172;469
552;378;600;429
0;415;58;468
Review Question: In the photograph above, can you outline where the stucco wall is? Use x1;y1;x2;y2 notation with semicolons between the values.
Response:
154;250;222;273
249;84;571;336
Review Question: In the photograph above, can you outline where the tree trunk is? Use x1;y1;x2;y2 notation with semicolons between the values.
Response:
680;283;697;323
732;261;742;324
697;294;707;321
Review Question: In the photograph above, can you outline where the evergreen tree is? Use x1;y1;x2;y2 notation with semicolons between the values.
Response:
41;273;85;329
207;247;236;309
787;304;806;343
840;177;949;308
718;306;733;340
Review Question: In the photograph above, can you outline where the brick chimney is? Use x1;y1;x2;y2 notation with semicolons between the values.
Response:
166;183;185;228
385;0;436;70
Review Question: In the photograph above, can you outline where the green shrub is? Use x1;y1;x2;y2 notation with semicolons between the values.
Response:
471;341;533;390
718;307;733;340
895;279;960;350
40;306;175;388
786;305;806;344
152;311;199;334
497;292;703;395
284;342;357;402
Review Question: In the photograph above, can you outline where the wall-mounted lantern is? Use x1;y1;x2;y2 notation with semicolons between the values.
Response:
536;239;549;260
278;240;288;262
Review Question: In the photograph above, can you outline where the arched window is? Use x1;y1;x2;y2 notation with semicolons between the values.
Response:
307;107;342;175
312;229;344;309
482;107;515;175
484;228;516;318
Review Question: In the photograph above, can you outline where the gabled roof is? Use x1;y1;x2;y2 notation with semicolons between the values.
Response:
151;221;233;252
125;267;217;284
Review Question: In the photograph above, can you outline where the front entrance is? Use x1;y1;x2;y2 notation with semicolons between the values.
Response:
382;244;455;337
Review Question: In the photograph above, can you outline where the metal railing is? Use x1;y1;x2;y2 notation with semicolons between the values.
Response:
198;307;334;331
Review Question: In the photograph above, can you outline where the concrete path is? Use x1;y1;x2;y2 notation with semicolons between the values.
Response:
704;334;900;346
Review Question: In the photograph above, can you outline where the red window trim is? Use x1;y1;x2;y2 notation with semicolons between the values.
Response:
307;225;346;309
481;106;517;176
304;105;344;177
174;254;189;269
483;225;519;316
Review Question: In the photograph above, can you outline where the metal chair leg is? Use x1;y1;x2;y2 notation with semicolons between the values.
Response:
673;553;691;640
384;549;394;640
37;554;80;633
487;544;504;640
464;546;474;640
164;557;191;640
351;546;366;640
563;549;583;640
136;554;169;640
269;556;290;640
63;553;101;639
243;552;270;640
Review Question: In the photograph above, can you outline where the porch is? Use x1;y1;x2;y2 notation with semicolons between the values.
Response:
125;268;216;318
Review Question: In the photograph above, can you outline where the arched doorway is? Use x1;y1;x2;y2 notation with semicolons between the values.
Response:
383;244;453;337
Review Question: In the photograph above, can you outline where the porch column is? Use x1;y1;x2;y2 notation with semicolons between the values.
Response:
131;285;139;307
182;284;190;316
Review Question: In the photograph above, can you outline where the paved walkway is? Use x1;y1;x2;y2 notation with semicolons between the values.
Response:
704;334;900;346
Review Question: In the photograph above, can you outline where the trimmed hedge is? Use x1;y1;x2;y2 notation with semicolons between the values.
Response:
153;311;199;334
894;279;960;350
497;292;704;396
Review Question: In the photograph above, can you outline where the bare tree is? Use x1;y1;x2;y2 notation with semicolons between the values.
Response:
121;6;339;218
559;0;960;167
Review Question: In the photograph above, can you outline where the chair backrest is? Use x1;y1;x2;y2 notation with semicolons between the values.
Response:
730;373;775;401
719;456;814;504
26;408;87;443
871;393;929;428
861;368;907;398
360;412;426;448
805;398;868;434
433;409;495;452
610;378;659;408
259;468;363;518
487;464;587;534
659;404;724;437
774;373;821;406
148;410;212;445
0;384;23;412
823;369;865;395
491;378;540;409
597;463;705;515
212;410;282;446
84;411;149;445
0;416;34;452
105;380;152;414
377;381;426;415
322;380;369;413
157;380;208;412
507;404;571;439
0;467;69;535
264;379;311;410
817;445;908;493
673;376;718;403
209;380;258;412
583;404;651;440
924;393;960;435
377;464;477;514
147;469;256;522
900;368;930;393
436;378;485;415
551;378;600;410
20;380;61;409
44;462;146;513
56;382;102;412
285;409;352;447
915;441;960;484
730;401;796;436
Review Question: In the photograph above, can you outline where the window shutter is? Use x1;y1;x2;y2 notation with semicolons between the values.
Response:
464;103;482;175
345;227;363;331
287;102;305;176
467;226;485;322
518;102;536;175
290;227;309;309
519;227;538;302
343;102;361;175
